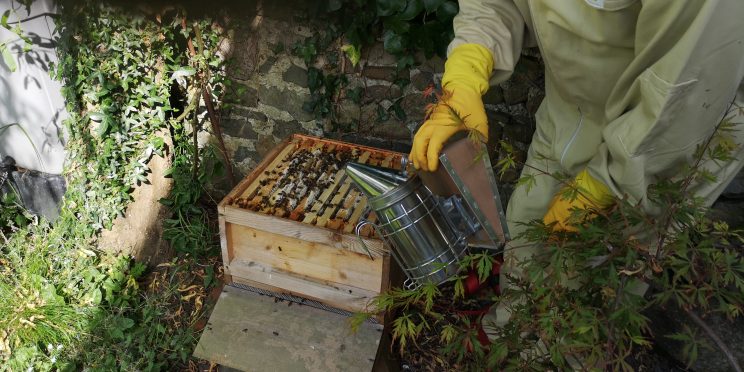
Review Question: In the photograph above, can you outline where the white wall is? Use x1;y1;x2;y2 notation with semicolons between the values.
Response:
0;0;67;174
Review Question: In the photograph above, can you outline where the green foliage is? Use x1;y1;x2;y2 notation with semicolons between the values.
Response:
0;217;146;370
160;144;223;257
1;1;226;370
363;105;744;370
1;3;33;72
334;0;457;62
292;0;456;132
0;189;31;236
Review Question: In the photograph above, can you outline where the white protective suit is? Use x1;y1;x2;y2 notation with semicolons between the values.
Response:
449;0;744;284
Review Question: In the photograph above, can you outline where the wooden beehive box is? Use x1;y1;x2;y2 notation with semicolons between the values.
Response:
218;134;404;314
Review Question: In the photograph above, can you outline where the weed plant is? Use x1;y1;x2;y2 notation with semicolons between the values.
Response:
1;1;226;370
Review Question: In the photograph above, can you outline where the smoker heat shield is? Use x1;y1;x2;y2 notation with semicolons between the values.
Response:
418;137;509;251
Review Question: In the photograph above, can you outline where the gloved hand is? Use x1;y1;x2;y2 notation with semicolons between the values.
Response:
543;169;614;232
410;43;494;171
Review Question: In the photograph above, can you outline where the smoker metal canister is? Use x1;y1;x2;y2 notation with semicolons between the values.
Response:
346;163;468;287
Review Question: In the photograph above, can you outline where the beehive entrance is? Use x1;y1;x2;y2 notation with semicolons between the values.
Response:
230;135;403;238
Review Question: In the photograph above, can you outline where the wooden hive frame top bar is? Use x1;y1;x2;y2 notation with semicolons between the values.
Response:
221;134;405;240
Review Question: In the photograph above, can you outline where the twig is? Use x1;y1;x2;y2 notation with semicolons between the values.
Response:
604;275;628;367
192;106;200;180
684;307;742;372
654;99;737;261
181;18;236;185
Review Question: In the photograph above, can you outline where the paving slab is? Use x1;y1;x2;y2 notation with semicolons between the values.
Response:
194;285;383;372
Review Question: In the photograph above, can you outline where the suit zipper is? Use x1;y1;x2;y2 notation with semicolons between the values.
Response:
560;107;584;167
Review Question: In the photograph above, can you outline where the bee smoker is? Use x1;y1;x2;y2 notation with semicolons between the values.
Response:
346;138;509;289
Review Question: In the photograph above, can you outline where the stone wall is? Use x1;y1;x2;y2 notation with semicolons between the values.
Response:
218;1;543;208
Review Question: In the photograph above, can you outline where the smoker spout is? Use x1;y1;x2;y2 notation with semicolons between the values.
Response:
344;162;406;198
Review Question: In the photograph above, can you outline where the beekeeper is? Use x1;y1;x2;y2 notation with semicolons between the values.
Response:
410;0;744;317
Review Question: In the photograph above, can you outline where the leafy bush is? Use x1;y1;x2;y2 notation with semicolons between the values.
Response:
354;106;744;370
1;1;226;370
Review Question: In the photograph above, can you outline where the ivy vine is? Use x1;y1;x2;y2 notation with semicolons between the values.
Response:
1;1;227;369
293;0;457;132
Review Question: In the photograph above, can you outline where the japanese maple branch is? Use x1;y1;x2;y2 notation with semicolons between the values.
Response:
684;307;742;372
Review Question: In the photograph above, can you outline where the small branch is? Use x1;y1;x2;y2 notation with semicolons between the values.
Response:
192;106;201;180
654;99;736;261
605;276;628;366
15;12;57;24
684;307;742;372
181;18;236;185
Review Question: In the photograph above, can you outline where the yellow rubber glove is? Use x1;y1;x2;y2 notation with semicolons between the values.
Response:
543;169;614;232
410;44;494;171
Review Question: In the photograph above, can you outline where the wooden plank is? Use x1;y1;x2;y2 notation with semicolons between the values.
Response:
317;180;352;228
219;215;232;284
379;255;391;294
292;134;402;161
359;210;379;238
236;138;299;201
311;146;341;209
228;263;377;313
219;136;295;212
227;223;383;292
342;187;359;209
380;154;394;168
343;198;368;234
224;206;386;257
193;285;382;372
230;261;380;303
218;134;404;316
356;151;372;164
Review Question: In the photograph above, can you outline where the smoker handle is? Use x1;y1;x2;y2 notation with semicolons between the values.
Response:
400;154;409;178
354;219;379;260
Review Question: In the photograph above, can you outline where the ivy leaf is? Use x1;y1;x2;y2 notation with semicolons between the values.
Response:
436;1;459;21
396;54;415;70
340;44;361;67
423;0;446;12
327;0;343;12
391;100;406;120
376;104;390;122
171;66;196;80
307;67;323;91
377;0;407;17
294;41;317;66
1;9;10;28
1;44;17;72
396;0;424;21
347;86;363;104
383;17;410;34
382;29;405;55
89;112;104;122
86;288;103;305
96;116;110;137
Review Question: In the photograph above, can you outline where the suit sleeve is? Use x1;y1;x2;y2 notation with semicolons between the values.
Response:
448;0;529;84
586;0;744;209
